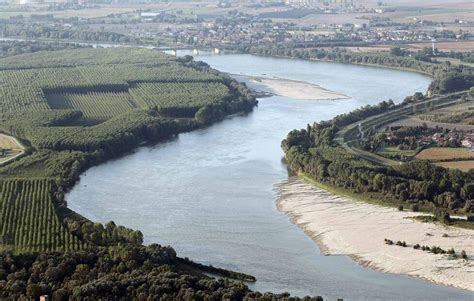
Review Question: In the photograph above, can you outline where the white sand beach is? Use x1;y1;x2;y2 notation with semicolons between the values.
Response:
277;177;474;291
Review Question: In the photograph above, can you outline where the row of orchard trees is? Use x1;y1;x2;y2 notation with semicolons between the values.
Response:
0;85;50;113
129;82;231;117
0;50;225;115
47;92;135;121
0;179;84;252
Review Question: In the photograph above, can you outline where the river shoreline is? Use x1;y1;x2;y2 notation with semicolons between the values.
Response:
247;52;435;78
277;177;474;292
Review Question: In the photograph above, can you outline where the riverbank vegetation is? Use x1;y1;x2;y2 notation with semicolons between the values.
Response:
276;44;474;221
282;95;474;221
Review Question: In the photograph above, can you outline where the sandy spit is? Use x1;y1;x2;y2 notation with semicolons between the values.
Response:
277;177;474;292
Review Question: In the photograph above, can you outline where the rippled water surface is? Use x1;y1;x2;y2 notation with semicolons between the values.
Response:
67;52;473;300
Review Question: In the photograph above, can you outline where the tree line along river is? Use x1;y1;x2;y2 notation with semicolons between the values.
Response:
67;51;473;300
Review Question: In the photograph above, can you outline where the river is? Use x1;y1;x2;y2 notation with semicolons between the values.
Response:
67;52;473;300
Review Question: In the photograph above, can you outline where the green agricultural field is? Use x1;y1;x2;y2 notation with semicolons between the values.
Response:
0;47;256;253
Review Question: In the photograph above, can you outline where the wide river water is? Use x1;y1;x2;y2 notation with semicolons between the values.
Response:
67;52;473;300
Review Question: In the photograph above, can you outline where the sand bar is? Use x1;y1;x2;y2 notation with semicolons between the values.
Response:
258;77;349;100
235;74;350;100
277;177;474;291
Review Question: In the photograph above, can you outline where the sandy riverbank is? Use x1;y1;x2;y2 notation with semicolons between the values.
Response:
277;177;474;292
236;74;350;100
259;77;349;100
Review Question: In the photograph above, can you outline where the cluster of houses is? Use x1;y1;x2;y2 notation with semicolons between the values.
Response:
462;133;474;149
106;3;462;48
417;131;474;150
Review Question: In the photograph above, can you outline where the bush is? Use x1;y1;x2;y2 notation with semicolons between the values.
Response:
435;209;451;224
414;244;420;249
410;204;419;212
430;246;447;254
398;205;404;211
461;250;468;259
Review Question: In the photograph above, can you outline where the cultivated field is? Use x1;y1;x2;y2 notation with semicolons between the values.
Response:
409;41;474;53
435;160;474;172
0;48;229;125
46;92;136;122
416;147;474;161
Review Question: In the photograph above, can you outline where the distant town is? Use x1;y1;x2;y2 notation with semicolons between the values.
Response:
1;0;473;57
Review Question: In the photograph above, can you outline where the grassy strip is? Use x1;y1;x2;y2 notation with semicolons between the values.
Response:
300;173;474;230
299;172;402;209
409;216;474;230
301;172;453;212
